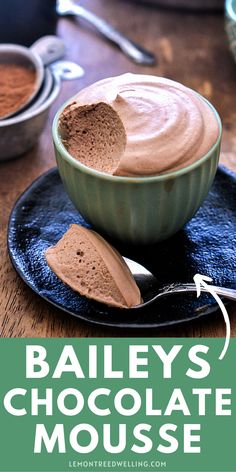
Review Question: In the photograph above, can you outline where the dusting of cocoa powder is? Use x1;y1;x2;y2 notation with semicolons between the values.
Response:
0;63;36;119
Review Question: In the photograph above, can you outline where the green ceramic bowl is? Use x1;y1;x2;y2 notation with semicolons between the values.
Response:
225;0;236;61
52;97;222;245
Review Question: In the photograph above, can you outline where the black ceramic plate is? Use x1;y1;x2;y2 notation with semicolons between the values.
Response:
8;166;236;328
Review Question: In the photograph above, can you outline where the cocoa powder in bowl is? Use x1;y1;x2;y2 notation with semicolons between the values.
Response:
0;63;36;118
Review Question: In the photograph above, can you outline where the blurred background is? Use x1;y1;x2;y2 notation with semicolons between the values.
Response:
1;0;236;338
1;0;234;167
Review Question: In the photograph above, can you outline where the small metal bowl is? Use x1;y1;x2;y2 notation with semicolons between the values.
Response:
225;0;236;62
20;68;54;117
0;70;60;161
0;36;66;120
0;61;84;161
0;43;44;120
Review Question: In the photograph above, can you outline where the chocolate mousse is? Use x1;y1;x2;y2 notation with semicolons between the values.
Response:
59;73;220;177
45;224;141;308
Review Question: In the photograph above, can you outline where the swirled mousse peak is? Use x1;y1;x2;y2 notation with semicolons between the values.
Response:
59;73;220;176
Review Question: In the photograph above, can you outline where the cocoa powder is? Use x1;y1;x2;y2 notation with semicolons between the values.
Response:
0;63;36;118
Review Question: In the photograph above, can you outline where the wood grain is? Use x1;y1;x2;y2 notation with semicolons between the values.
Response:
0;0;235;338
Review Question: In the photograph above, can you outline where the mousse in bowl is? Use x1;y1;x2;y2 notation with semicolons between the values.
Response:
52;73;222;245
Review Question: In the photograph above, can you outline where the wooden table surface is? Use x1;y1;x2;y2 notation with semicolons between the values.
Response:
1;0;235;338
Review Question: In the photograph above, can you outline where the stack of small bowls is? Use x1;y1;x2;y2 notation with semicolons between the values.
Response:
0;66;62;161
0;36;84;161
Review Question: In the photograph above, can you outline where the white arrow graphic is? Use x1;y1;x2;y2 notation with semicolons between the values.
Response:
193;274;231;360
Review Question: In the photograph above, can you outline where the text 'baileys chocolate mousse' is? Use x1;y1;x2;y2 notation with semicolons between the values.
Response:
59;73;220;177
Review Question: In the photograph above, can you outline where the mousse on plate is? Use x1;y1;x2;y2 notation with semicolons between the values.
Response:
45;224;141;308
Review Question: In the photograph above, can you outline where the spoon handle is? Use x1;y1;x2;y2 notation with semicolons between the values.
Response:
60;2;156;66
30;35;66;66
165;283;236;301
50;60;84;80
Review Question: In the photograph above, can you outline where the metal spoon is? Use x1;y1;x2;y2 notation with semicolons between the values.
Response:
124;257;236;308
57;0;156;66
